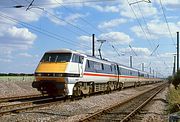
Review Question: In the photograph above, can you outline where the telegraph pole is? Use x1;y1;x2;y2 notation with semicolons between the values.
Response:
130;56;133;68
142;63;144;71
92;34;95;56
153;70;155;78
173;55;176;75
177;32;179;71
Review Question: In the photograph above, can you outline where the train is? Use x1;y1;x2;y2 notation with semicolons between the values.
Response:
32;49;162;97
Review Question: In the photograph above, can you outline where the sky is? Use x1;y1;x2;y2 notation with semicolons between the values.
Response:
0;0;179;77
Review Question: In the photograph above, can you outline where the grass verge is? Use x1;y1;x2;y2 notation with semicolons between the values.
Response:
167;85;180;113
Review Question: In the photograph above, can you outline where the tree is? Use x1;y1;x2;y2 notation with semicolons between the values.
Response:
172;70;180;89
168;76;173;84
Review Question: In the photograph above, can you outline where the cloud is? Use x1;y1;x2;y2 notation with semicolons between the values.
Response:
78;35;92;42
119;1;158;19
120;47;151;56
18;53;33;58
98;18;127;30
48;10;87;25
0;58;12;63
0;26;37;50
98;32;132;45
8;27;36;44
153;0;180;10
91;5;120;13
131;20;180;40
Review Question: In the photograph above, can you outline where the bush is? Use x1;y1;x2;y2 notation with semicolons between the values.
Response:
172;70;180;89
167;86;180;113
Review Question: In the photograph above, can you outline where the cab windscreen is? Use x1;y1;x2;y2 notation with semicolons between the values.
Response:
41;53;72;62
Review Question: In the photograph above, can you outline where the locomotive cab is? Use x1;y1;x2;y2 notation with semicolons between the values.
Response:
32;50;85;96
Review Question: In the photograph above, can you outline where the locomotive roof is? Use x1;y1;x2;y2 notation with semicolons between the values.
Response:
46;49;76;53
46;49;86;56
45;49;149;74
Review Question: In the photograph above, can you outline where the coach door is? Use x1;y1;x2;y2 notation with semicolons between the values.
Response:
78;56;84;77
71;54;84;77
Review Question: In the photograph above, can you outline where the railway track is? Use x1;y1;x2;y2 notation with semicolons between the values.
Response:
0;95;65;116
0;94;46;103
79;82;167;122
0;83;166;118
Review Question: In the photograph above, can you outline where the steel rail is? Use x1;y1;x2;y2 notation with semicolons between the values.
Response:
78;82;167;122
0;94;46;103
0;82;165;117
0;96;55;111
120;84;165;122
0;96;65;116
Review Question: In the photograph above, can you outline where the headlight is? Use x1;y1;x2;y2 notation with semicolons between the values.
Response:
55;73;64;77
35;73;42;76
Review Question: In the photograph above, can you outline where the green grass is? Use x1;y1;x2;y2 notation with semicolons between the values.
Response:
167;85;180;113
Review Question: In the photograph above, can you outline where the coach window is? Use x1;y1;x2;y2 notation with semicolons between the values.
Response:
94;62;101;71
89;61;94;69
72;54;78;63
113;65;117;74
87;60;90;68
79;56;84;64
130;70;132;75
101;63;104;70
72;54;84;63
110;66;112;72
117;66;121;75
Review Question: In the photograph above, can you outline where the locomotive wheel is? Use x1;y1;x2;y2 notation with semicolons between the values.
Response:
88;82;94;95
73;85;82;97
114;82;118;90
134;82;137;87
118;82;123;90
106;85;111;93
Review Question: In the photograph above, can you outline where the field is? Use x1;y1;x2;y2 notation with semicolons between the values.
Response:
0;76;35;82
0;76;40;98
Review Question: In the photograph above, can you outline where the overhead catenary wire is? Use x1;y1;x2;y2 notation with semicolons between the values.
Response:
8;0;125;59
11;0;95;38
10;0;95;40
127;0;171;74
3;0;168;75
23;0;126;60
40;0;126;59
127;0;154;51
26;0;126;58
129;45;138;56
135;1;162;58
150;44;159;56
135;1;157;47
55;0;99;32
159;0;176;46
54;0;126;58
1;0;116;8
0;11;91;50
158;0;177;76
26;0;170;74
26;0;34;11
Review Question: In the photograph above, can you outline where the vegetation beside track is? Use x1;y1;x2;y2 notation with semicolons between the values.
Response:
167;70;180;113
167;85;180;113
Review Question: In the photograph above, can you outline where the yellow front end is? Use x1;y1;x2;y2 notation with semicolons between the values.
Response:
37;62;67;72
32;62;69;96
35;62;68;82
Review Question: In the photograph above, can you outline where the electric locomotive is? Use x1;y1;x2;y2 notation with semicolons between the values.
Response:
32;49;161;96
